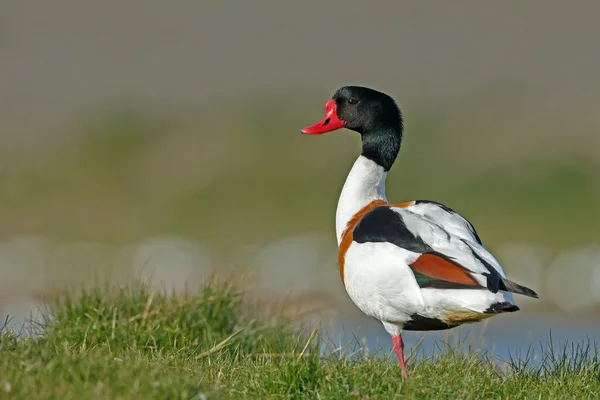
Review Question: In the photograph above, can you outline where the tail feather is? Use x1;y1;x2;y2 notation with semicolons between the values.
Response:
501;278;539;299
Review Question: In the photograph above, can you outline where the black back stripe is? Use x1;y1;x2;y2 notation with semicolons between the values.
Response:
353;206;432;253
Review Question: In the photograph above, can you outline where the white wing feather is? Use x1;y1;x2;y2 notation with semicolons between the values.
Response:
391;202;507;279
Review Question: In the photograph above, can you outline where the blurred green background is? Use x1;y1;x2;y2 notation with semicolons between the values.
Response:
2;101;599;250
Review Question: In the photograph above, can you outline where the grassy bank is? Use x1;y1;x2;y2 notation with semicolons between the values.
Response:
1;281;598;399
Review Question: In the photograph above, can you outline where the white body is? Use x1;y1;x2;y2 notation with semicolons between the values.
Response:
336;156;516;336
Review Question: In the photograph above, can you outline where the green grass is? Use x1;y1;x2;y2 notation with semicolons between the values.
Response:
1;281;599;399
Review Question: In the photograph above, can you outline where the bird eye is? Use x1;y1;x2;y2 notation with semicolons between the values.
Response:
348;98;358;105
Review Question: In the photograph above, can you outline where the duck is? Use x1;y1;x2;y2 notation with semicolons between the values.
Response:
300;86;538;378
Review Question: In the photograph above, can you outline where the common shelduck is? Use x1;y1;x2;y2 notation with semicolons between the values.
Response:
300;86;538;377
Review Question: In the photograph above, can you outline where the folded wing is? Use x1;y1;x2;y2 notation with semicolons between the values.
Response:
352;203;538;298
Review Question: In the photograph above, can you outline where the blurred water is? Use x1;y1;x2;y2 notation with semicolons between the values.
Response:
322;312;600;366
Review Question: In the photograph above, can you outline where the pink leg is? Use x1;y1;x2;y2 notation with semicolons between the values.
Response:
392;334;409;378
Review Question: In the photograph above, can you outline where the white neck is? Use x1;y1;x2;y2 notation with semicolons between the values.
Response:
335;155;388;245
